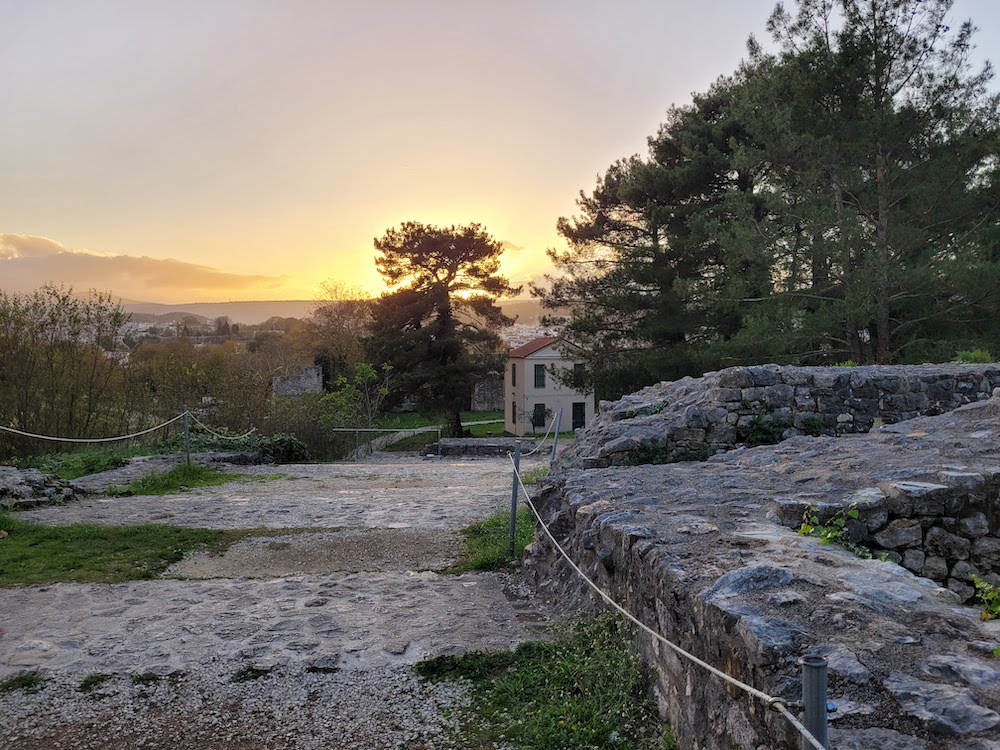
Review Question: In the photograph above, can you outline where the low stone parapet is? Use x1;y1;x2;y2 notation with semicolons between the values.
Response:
525;397;1000;749
426;437;537;457
561;363;1000;468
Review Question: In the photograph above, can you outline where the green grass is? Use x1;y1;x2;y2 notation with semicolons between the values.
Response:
521;465;549;485
416;615;669;749
130;672;162;686
441;507;534;574
230;664;269;683
0;671;49;695
78;673;113;693
0;512;252;585
105;463;244;496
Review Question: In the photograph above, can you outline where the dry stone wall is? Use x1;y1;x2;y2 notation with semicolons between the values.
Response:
528;370;1000;750
560;363;1000;469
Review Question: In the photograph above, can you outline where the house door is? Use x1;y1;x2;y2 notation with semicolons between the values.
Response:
572;402;586;429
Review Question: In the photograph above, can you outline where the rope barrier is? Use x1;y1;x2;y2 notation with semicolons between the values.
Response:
522;414;557;457
0;413;187;443
507;455;827;750
187;412;257;441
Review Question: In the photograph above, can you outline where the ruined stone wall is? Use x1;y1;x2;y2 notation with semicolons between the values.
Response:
562;363;1000;468
271;366;323;397
528;376;1000;750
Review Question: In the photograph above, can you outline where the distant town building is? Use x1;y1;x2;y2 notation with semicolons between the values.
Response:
504;336;594;436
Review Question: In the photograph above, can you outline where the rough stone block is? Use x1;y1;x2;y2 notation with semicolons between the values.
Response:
922;555;949;581
925;527;971;561
959;513;991;539
883;672;1000;734
902;548;926;573
972;536;1000;568
764;383;794;407
874;519;923;549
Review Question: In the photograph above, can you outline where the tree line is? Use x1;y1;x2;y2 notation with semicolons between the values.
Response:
534;0;1000;399
0;221;518;459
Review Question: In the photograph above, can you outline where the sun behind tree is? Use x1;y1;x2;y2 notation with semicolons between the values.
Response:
367;221;521;436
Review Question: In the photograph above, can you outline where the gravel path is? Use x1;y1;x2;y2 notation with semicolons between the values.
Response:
1;453;552;749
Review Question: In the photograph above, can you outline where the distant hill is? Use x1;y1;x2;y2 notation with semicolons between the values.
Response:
122;300;317;325
121;297;561;326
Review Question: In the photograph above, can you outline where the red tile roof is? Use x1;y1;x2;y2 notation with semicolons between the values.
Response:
509;336;560;358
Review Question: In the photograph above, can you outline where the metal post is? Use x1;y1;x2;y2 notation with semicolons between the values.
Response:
508;440;521;556
182;409;191;466
549;407;563;464
355;430;360;461
437;428;441;456
249;423;255;453
800;655;829;750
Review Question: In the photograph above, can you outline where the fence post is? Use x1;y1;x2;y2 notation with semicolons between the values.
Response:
800;654;829;750
549;407;563;464
508;440;521;556
355;430;360;461
183;408;191;466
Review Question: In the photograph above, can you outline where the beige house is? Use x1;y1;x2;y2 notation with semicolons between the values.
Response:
504;336;595;436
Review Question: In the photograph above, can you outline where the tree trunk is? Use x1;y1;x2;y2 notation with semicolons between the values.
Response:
448;410;464;438
874;148;892;364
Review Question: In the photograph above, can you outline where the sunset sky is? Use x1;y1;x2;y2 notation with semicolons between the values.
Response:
3;0;999;303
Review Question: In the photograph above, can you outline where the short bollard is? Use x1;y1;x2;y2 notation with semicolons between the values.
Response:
508;440;521;556
800;654;829;749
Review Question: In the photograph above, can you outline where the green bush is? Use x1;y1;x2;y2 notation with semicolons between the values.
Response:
255;434;311;463
736;416;789;447
954;349;994;364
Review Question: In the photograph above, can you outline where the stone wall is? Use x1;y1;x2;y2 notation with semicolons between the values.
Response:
428;437;536;457
527;382;1000;750
271;366;323;397
471;376;504;411
561;363;1000;469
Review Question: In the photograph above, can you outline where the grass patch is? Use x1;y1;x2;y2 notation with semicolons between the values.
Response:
442;507;534;574
0;671;48;695
230;664;270;683
416;615;668;749
521;465;549;485
130;672;162;686
0;512;252;585
78;673;113;693
105;463;243;497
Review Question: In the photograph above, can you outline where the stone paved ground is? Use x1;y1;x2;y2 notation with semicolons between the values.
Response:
1;453;552;749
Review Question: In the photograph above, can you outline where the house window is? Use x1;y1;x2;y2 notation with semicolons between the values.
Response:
511;400;517;424
532;403;547;428
534;364;546;388
573;402;586;429
511;362;517;387
573;363;585;382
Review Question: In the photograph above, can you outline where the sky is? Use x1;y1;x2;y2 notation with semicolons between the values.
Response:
2;0;999;304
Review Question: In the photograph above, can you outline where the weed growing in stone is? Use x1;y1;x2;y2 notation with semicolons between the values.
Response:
736;416;789;448
105;463;243;496
230;664;270;683
521;465;550;485
130;672;162;686
971;575;1000;620
441;507;534;573
0;671;48;695
799;506;874;559
415;614;669;749
800;416;824;437
78;673;113;693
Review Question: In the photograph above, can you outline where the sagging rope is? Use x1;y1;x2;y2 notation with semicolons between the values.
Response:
522;413;557;457
188;412;257;441
0;412;187;443
508;454;826;750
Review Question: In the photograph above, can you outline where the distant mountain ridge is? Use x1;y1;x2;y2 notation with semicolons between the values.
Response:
121;298;554;326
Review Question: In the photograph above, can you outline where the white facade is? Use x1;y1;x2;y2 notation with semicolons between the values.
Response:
503;337;595;437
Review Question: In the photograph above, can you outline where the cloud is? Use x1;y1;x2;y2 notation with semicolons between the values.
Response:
0;233;69;259
0;234;286;300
